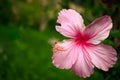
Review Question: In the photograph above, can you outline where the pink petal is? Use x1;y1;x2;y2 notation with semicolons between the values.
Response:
84;44;117;71
71;45;94;78
56;9;85;38
52;40;78;69
84;15;112;44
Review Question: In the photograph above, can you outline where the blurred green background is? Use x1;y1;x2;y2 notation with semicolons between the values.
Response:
0;0;120;80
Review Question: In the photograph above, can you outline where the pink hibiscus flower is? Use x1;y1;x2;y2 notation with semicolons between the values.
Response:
52;9;117;78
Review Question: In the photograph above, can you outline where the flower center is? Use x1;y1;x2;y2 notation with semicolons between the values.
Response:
75;34;89;45
79;36;86;42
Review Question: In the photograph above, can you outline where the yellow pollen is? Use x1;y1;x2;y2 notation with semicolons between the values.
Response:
53;44;65;53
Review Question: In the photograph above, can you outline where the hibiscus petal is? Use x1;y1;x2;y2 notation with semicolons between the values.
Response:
84;15;112;44
52;40;78;69
56;9;85;38
84;44;117;71
71;45;94;78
